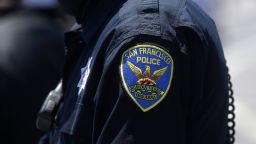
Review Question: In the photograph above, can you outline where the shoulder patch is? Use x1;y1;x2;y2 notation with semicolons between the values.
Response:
120;44;174;112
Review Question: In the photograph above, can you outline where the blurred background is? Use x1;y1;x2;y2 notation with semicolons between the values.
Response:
194;0;256;143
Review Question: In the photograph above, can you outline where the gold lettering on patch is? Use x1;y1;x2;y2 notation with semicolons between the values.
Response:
136;57;160;65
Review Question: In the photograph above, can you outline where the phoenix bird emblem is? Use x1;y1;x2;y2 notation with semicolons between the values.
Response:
127;61;168;85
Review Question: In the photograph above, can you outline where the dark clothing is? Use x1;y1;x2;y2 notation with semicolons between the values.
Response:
41;0;229;143
0;11;65;144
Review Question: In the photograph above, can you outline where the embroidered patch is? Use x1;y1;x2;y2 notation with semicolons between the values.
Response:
120;44;174;112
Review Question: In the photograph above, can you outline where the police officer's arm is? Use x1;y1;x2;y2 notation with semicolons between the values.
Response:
180;27;229;144
113;34;192;143
117;32;228;144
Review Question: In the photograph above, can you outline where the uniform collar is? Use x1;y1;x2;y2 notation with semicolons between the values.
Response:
79;0;126;43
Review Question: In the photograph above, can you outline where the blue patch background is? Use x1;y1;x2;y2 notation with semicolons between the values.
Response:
121;45;174;111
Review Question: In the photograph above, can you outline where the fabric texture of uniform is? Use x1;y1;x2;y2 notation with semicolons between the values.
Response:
40;0;229;143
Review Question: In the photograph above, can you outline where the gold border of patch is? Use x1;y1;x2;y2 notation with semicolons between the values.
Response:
120;44;174;112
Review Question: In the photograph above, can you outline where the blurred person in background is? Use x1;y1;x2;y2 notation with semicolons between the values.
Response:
0;0;65;143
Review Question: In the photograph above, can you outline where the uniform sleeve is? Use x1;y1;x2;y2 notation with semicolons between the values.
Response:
116;30;228;144
179;27;229;144
112;34;192;143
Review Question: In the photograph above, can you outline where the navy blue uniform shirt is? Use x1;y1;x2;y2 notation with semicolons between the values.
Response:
40;0;229;143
